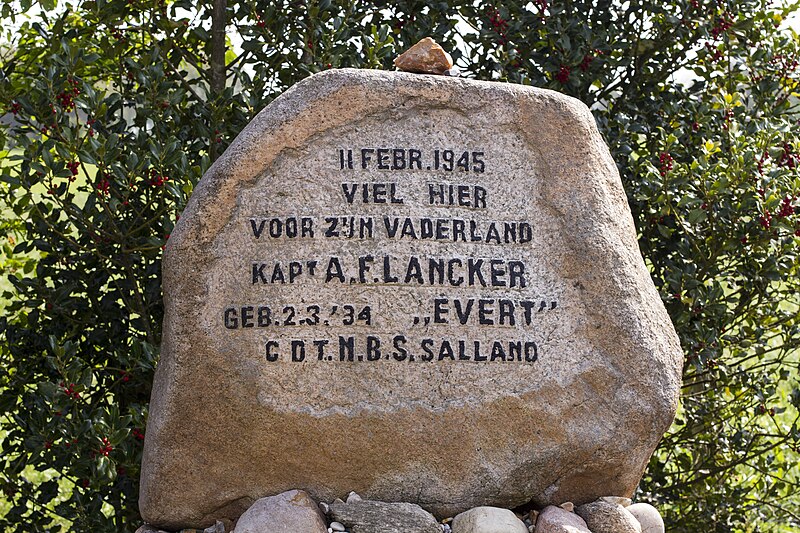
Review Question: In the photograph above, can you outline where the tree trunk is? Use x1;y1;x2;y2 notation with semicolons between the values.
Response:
210;0;226;161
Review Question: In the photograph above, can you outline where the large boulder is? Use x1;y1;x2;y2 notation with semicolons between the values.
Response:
139;69;683;529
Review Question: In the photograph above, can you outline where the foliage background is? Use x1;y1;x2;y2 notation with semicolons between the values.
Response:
0;0;799;531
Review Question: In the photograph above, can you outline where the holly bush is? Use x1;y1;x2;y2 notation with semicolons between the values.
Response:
0;1;798;531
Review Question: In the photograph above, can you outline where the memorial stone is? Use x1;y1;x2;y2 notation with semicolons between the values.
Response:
140;68;683;529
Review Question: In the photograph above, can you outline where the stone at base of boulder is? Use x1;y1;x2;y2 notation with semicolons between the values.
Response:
136;519;234;533
534;506;591;533
329;497;440;533
233;490;327;533
626;503;665;533
599;497;632;508
575;501;641;533
137;489;668;533
451;506;528;533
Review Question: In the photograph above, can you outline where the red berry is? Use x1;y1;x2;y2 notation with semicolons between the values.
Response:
555;65;570;84
760;210;772;228
96;179;110;196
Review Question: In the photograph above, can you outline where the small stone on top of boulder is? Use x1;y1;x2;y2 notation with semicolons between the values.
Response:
394;37;454;75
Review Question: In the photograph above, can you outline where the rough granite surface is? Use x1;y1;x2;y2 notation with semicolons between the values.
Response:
139;69;683;529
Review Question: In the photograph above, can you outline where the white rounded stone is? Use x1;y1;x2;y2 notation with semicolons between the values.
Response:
626;503;665;533
452;506;528;533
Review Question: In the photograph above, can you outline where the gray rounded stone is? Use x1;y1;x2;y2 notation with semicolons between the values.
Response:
575;501;641;533
232;490;327;533
534;506;590;533
139;69;683;529
330;498;440;533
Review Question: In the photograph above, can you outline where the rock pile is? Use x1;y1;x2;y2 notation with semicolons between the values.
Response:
136;491;665;533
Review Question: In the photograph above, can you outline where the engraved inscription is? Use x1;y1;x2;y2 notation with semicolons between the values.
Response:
338;148;485;173
225;147;557;363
